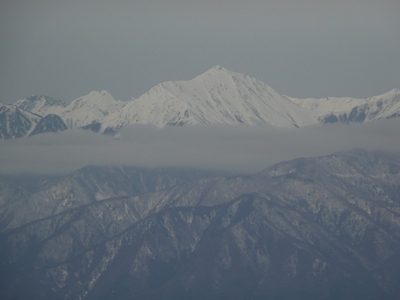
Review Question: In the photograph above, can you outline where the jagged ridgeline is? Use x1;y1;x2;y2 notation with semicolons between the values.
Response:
1;149;399;299
1;66;400;138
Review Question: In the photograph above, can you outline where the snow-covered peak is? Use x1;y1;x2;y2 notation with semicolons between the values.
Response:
286;88;400;123
210;65;226;71
101;66;313;130
61;90;125;128
15;95;66;117
197;65;233;77
368;88;400;100
67;91;116;109
195;66;264;87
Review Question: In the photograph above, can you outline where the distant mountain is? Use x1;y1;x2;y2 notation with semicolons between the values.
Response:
59;90;125;129
0;104;68;139
29;114;68;136
0;91;125;138
1;149;399;299
0;104;42;139
97;66;400;131
3;66;400;138
100;66;312;131
14;95;67;116
287;88;400;124
13;91;124;130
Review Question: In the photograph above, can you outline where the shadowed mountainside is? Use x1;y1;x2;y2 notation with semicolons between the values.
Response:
0;149;399;299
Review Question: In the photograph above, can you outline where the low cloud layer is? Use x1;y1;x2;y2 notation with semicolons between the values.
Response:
1;120;399;175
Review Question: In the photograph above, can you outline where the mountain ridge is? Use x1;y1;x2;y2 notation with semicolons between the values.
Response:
100;66;313;130
2;66;400;138
1;149;399;299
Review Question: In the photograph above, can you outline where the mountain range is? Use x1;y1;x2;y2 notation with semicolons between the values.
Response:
1;149;399;299
1;65;400;298
1;66;399;138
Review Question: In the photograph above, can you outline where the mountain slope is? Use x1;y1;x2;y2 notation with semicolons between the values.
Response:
0;105;42;139
14;92;125;130
60;91;125;129
29;114;68;136
1;149;399;299
0;166;227;231
287;88;400;124
100;66;400;131
15;95;67;117
101;66;313;130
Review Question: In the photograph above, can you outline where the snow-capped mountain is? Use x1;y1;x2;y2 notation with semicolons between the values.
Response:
286;88;400;124
1;91;125;139
0;104;68;139
99;66;400;132
100;66;313;131
14;95;67;116
13;91;125;130
3;66;400;138
60;90;125;128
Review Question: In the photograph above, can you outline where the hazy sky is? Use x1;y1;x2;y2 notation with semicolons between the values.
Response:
1;120;399;175
1;0;399;104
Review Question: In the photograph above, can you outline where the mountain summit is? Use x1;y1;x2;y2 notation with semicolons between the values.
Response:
100;66;400;132
14;95;66;116
100;66;312;131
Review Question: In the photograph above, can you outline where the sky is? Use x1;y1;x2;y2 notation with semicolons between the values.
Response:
1;0;399;104
1;120;399;175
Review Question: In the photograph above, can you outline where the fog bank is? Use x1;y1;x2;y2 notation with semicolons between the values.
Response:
0;120;399;175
